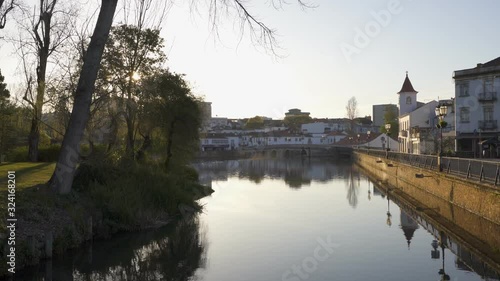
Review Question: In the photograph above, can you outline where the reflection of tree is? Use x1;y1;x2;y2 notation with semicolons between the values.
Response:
18;216;207;280
193;158;354;188
346;167;359;208
284;171;311;189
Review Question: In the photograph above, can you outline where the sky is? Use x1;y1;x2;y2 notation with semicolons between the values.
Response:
1;0;500;119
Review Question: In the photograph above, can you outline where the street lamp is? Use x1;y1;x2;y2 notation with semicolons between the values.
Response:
385;123;391;158
367;131;371;149
435;105;448;172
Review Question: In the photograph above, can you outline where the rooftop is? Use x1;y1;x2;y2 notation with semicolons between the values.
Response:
454;56;500;79
398;72;418;93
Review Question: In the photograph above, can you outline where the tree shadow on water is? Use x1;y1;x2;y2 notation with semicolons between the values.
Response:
16;215;208;281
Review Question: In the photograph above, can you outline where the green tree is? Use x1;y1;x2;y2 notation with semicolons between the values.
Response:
140;70;201;170
101;24;166;159
51;0;309;194
380;105;398;138
284;115;312;133
0;69;15;162
245;116;265;130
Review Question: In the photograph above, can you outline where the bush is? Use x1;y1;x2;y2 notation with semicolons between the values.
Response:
5;146;29;162
38;145;61;162
86;163;202;228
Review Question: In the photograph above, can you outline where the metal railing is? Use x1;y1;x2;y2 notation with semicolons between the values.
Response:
478;92;497;102
478;120;497;130
355;148;500;187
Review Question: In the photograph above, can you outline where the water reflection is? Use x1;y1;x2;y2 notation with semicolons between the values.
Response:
373;184;499;280
16;215;207;281
194;158;356;189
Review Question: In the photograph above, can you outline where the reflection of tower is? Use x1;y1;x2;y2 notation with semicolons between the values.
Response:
400;209;419;249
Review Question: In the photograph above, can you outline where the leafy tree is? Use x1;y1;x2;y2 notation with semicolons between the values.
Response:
284;115;312;133
380;104;398;138
0;69;15;162
139;70;201;170
51;0;309;194
245;116;265;130
101;24;166;158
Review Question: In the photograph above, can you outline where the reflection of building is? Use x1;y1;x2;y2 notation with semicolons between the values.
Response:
400;209;419;249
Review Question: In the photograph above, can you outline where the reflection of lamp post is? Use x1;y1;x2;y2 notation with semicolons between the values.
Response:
386;192;392;227
368;180;371;201
437;232;451;281
435;105;448;172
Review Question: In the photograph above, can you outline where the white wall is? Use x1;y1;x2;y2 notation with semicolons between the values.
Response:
455;75;500;134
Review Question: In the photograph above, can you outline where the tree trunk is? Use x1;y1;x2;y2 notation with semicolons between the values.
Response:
164;119;176;171
49;0;118;194
135;134;151;161
125;107;135;159
28;117;40;161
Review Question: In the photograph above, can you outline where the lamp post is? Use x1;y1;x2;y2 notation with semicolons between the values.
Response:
367;131;371;149
385;123;391;159
435;105;448;172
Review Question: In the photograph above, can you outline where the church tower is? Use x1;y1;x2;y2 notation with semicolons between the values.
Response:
398;72;418;116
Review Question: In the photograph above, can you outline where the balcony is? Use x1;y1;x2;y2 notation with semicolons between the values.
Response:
478;92;497;102
478;120;498;130
400;130;408;137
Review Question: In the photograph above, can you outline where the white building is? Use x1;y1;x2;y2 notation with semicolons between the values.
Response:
397;73;439;154
454;57;500;157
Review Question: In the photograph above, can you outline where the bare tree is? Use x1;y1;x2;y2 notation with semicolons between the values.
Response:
51;0;312;194
345;96;358;133
0;0;17;29
13;0;74;161
346;96;358;120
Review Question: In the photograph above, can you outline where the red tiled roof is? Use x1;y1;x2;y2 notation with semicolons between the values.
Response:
398;73;417;93
326;131;347;136
336;132;382;146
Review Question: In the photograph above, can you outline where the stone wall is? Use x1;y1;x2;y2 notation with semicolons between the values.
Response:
354;152;500;254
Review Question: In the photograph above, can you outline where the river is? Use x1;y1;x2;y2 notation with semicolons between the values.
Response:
16;158;500;281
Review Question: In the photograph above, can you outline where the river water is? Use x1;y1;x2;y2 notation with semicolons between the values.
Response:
16;158;499;281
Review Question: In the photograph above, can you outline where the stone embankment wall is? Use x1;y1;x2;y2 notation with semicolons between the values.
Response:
353;152;500;253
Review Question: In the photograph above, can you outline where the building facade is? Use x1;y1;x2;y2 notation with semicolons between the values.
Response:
373;104;398;128
454;57;500;157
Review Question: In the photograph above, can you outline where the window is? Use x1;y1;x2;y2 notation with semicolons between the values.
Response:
458;82;469;97
406;96;412;104
459;107;470;123
485;79;494;93
483;105;494;121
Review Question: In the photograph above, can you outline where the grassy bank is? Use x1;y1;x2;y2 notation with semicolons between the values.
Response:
0;161;213;276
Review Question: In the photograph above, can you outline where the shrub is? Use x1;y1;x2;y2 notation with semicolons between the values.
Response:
86;163;201;228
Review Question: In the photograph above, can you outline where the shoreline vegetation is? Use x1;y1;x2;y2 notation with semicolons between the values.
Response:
0;155;214;277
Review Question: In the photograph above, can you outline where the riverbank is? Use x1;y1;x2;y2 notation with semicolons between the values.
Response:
0;162;213;277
